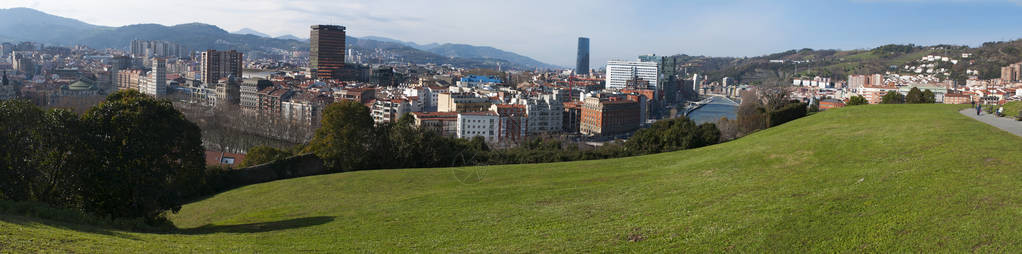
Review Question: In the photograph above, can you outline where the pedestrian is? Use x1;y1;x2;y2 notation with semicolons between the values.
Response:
971;100;975;107
998;106;1004;117
976;104;982;116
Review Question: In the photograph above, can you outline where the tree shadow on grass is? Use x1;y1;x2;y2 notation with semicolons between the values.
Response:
176;216;335;235
0;214;141;241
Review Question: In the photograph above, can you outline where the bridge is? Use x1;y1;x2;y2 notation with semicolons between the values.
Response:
682;96;739;117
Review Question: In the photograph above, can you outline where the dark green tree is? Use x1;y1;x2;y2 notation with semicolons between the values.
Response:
881;91;905;104
0;100;44;201
81;90;205;221
922;89;936;103
306;100;377;171
32;109;92;207
905;87;924;103
847;95;869;106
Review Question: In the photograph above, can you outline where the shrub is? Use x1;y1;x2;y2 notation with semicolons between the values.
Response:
881;92;905;104
847;95;868;106
241;146;293;168
767;102;808;127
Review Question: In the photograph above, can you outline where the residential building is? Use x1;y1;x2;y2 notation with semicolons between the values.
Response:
371;99;411;124
258;87;294;113
523;96;563;135
606;60;658;90
240;79;273;109
562;101;582;134
576;37;589;75
116;69;145;90
141;58;166;96
215;77;241;105
457;112;499;143
1001;62;1022;82
310;25;346;80
130;40;187;58
282;93;330;126
580;96;640;136
411;112;459;137
848;74;885;90
336;87;375;104
492;104;527;144
438;92;490;112
943;93;972;104
201;50;243;85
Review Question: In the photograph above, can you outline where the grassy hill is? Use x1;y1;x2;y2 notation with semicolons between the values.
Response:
3;105;1022;252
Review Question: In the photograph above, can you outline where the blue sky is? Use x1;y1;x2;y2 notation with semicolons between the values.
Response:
4;0;1022;68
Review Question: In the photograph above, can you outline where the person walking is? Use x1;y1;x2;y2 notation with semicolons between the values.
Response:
976;104;982;116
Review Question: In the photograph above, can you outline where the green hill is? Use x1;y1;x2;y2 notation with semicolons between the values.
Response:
3;105;1022;252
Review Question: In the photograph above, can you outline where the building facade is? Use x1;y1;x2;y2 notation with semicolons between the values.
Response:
457;112;498;143
1001;63;1022;82
576;37;589;75
201;50;243;84
606;60;658;90
310;25;346;80
412;112;459;137
580;96;640;136
371;99;412;124
141;58;166;96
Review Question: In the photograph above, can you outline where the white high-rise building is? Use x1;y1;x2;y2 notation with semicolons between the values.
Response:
605;60;658;90
142;58;166;96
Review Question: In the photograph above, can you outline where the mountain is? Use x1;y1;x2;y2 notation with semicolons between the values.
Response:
275;34;306;41
5;105;1022;251
0;7;106;45
359;35;559;69
0;8;556;70
0;8;306;52
425;43;561;69
232;28;271;38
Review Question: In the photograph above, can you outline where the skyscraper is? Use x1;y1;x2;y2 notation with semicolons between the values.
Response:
576;37;590;75
201;50;244;84
310;25;346;80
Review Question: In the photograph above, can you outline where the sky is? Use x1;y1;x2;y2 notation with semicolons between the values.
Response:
4;0;1022;68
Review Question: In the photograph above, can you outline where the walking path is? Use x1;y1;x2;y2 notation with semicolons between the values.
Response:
960;109;1022;138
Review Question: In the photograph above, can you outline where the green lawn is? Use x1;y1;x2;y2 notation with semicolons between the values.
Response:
1004;101;1022;118
4;105;1022;252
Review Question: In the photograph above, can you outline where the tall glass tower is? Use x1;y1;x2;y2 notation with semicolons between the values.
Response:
311;25;346;80
576;37;590;75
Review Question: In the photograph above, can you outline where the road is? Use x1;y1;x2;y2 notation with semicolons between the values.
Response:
960;109;1022;138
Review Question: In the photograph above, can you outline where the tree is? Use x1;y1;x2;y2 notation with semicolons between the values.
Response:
847;95;868;106
881;91;905;104
922;89;936;103
306;100;377;171
240;146;293;168
32;109;92;207
737;90;767;135
715;117;740;142
905;87;924;103
0;100;44;201
81;90;206;222
626;117;719;154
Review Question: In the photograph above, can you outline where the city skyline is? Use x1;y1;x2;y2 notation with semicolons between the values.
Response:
5;0;1022;68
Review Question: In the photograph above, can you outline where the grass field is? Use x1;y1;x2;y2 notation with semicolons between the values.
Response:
3;104;1022;252
1003;101;1022;118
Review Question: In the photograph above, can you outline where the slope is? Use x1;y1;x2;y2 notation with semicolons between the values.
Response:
3;105;1022;252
